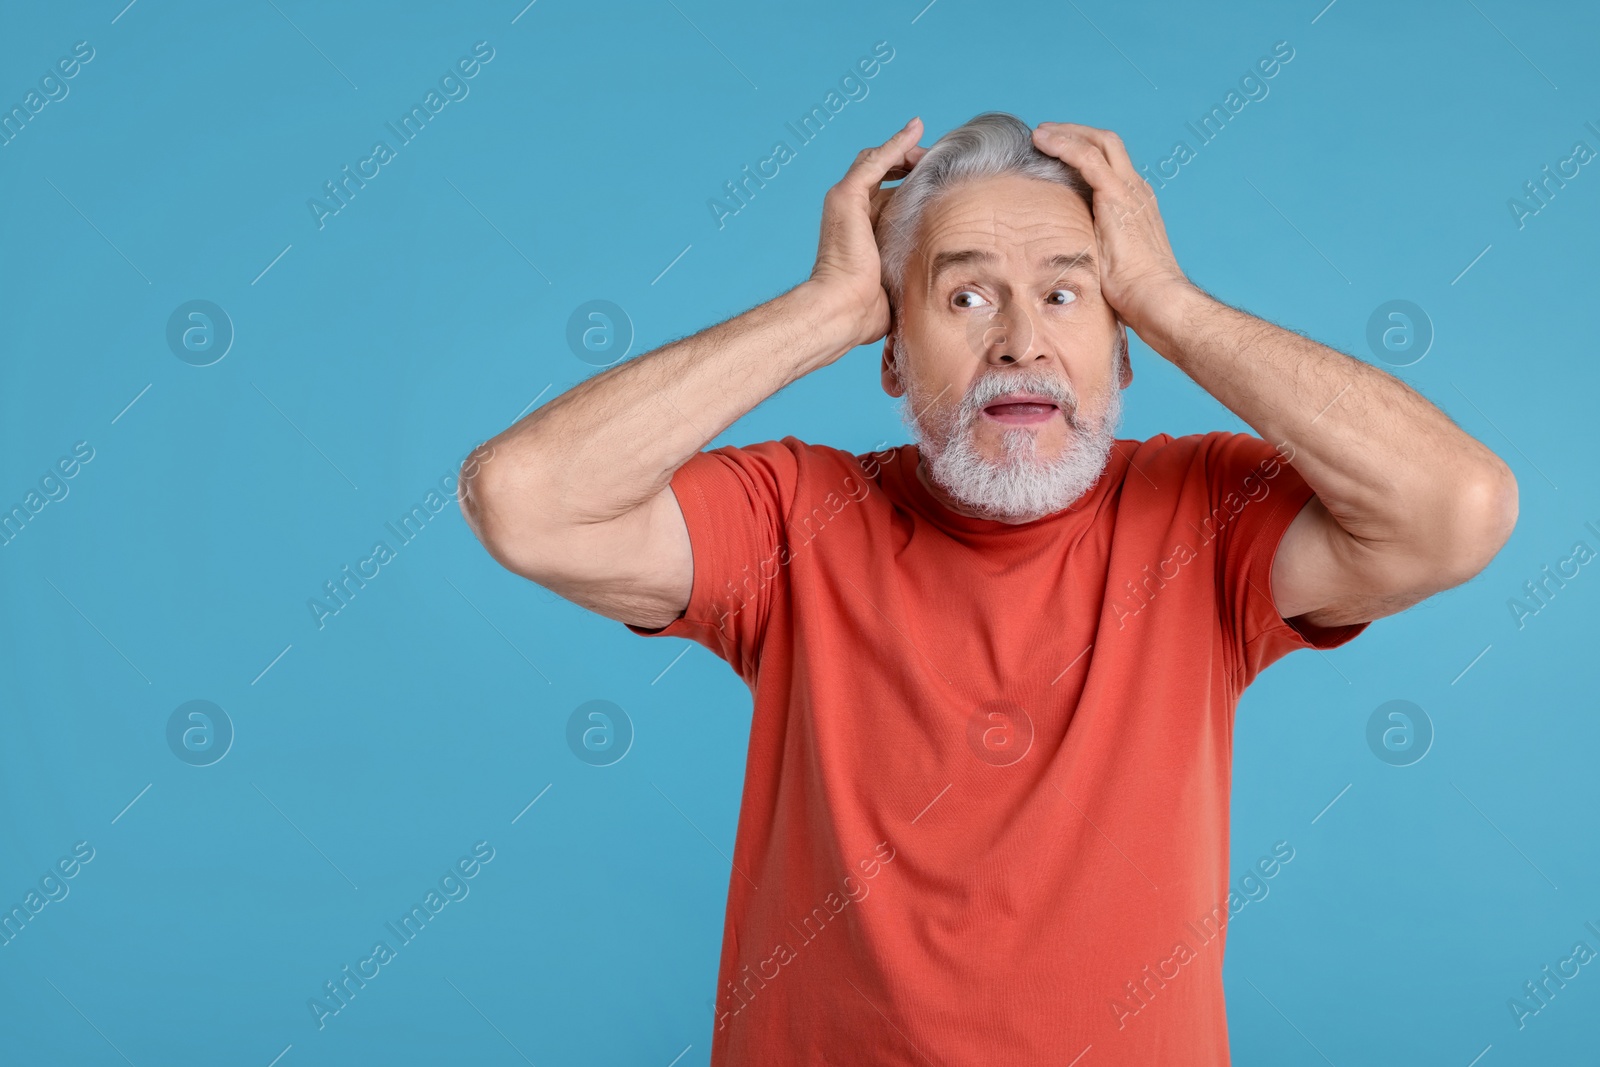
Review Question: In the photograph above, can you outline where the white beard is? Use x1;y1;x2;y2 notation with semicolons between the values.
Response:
896;338;1125;523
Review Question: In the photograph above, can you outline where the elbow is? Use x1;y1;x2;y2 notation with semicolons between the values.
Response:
1440;460;1519;585
455;443;500;542
456;443;548;573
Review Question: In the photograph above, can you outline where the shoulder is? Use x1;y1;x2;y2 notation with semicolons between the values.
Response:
701;435;850;465
1120;431;1293;484
1111;431;1195;489
708;435;898;480
682;437;893;513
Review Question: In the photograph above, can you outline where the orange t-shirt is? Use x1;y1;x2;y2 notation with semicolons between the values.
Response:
628;431;1368;1065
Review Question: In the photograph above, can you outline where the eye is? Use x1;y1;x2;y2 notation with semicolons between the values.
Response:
1047;288;1078;306
952;289;990;309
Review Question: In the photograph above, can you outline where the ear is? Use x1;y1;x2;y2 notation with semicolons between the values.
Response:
1115;320;1133;389
881;323;905;398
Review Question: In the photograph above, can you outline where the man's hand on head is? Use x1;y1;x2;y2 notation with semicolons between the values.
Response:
1031;122;1197;339
808;117;929;352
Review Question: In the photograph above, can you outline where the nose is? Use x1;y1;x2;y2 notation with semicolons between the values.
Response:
969;297;1053;369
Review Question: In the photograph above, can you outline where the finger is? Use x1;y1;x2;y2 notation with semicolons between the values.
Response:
1032;124;1153;213
1031;124;1120;191
866;182;901;229
880;145;929;183
1030;123;1158;211
1035;122;1143;189
838;117;924;195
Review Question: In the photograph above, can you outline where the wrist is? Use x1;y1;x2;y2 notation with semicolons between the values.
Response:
1122;278;1212;362
788;280;877;365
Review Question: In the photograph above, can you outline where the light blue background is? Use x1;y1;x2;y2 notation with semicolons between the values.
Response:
2;1;1596;1064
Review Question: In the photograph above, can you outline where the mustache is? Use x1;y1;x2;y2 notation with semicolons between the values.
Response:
957;370;1083;426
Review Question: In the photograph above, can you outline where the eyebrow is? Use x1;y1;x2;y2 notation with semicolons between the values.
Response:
928;247;1098;285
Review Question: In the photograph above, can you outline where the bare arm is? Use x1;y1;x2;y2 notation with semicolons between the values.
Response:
460;284;854;629
1138;286;1517;626
1032;122;1518;629
458;118;929;630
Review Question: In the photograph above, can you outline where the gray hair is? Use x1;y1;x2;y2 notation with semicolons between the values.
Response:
874;111;1093;308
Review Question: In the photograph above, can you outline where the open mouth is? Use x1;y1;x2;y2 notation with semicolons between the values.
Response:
981;396;1062;426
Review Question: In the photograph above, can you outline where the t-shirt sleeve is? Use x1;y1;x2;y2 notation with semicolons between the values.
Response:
623;437;804;682
1202;431;1369;692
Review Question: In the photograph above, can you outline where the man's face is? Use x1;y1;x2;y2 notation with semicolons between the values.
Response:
882;171;1131;523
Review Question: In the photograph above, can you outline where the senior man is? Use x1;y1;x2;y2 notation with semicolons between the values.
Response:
459;111;1517;1065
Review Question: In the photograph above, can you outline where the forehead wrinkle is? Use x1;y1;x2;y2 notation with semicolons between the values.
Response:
924;214;1092;263
922;237;1098;297
914;187;1097;298
928;186;1091;236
